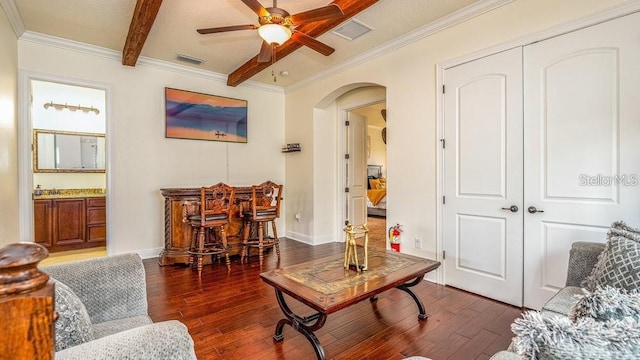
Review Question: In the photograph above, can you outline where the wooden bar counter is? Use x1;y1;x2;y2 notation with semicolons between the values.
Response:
159;187;252;266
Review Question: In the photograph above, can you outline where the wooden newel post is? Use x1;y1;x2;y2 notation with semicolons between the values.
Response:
0;243;55;360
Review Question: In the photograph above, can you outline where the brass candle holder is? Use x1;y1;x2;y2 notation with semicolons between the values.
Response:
343;222;370;272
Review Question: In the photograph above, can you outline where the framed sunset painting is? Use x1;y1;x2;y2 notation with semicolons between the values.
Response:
165;87;248;143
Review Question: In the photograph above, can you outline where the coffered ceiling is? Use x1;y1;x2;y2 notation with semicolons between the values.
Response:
9;0;486;88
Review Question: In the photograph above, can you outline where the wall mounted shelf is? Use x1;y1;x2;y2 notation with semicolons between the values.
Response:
282;143;301;153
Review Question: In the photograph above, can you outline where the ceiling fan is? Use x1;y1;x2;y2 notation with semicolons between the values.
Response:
197;0;344;63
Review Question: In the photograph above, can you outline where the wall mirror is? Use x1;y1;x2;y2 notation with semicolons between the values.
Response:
33;129;106;173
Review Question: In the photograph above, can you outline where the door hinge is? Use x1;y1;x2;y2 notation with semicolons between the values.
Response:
443;250;446;260
345;187;350;193
442;85;445;94
442;196;446;204
344;154;350;159
345;120;350;126
440;139;445;148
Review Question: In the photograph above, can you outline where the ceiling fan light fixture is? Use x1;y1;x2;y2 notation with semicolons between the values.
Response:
258;24;292;45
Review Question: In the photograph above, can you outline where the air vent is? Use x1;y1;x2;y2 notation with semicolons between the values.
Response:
332;19;373;41
176;53;205;65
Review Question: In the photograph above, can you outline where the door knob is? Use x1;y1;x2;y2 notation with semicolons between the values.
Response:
501;205;519;213
528;206;544;214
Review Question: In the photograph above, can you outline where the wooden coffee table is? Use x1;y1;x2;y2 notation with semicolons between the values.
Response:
260;249;440;360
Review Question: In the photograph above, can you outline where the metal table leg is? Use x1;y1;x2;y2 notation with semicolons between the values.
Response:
272;289;328;360
396;275;429;320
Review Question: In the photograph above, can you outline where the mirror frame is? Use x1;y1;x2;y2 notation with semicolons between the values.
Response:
33;129;106;173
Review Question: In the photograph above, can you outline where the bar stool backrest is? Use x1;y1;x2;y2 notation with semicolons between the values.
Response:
198;182;235;226
249;181;282;220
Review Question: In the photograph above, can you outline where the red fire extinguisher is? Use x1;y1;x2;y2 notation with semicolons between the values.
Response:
389;223;402;252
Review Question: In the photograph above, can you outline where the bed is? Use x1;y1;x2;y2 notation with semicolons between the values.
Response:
367;165;386;217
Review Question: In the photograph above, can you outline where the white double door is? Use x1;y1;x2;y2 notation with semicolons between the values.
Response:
442;12;640;309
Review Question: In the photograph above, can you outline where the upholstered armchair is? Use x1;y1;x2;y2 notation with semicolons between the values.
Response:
493;221;640;359
43;253;196;360
490;241;607;360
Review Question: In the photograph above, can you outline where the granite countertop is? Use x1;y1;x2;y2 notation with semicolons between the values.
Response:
33;188;106;199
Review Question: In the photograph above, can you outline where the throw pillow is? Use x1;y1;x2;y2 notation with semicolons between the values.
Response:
611;221;640;235
569;286;640;322
53;278;95;351
512;311;640;359
582;222;640;292
367;176;375;189
608;221;640;243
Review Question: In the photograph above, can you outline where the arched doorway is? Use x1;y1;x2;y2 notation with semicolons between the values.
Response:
314;84;386;242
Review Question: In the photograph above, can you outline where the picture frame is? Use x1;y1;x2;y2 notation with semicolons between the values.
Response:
165;87;247;143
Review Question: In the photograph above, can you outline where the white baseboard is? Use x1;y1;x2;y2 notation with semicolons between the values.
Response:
285;231;339;245
313;234;339;245
135;247;164;260
284;231;339;246
425;270;439;284
284;230;313;244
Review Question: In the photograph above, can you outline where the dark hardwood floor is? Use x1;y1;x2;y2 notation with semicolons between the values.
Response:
144;239;522;360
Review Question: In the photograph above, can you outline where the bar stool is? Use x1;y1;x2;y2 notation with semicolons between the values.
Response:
240;181;283;267
186;183;234;272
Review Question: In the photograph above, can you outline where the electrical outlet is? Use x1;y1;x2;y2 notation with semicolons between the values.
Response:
414;237;422;249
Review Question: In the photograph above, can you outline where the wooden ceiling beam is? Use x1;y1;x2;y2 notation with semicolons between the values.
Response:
227;0;379;87
122;0;164;66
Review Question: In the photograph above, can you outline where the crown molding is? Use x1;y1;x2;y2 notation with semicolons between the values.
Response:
11;0;511;94
0;0;26;37
284;0;515;93
20;31;121;60
19;31;284;94
137;57;283;93
439;0;640;69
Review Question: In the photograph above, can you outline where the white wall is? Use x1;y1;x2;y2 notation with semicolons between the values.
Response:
32;80;106;133
33;173;106;190
285;0;630;260
18;39;285;255
367;126;386;174
0;9;18;247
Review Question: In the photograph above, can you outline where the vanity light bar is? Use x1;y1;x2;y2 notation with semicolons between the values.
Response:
43;101;100;115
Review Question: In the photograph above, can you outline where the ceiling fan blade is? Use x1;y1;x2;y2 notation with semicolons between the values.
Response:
292;31;335;56
290;4;343;24
197;24;257;34
241;0;269;17
257;41;273;63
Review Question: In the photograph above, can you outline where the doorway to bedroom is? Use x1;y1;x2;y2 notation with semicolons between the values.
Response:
347;101;387;249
